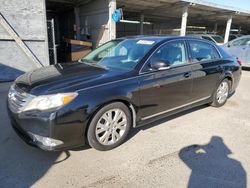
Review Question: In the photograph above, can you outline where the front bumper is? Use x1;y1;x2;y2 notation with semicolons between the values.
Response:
7;104;86;151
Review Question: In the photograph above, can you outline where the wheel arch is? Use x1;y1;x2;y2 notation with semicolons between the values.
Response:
84;98;138;137
223;71;234;90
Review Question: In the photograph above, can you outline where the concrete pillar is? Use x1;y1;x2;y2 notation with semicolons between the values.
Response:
109;0;116;40
140;13;144;35
214;23;218;34
224;15;233;43
238;26;242;34
180;5;188;36
74;6;81;40
85;16;89;35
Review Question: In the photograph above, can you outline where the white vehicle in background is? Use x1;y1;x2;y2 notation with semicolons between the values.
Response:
224;35;250;68
194;34;225;45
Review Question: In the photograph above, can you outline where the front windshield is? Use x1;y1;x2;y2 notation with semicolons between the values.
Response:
212;36;224;43
81;39;156;71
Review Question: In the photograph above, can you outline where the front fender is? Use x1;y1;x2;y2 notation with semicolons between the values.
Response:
77;77;140;122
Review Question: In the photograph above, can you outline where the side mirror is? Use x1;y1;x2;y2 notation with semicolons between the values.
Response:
227;43;231;48
150;60;171;70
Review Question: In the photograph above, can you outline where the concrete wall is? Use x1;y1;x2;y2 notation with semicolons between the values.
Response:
0;0;49;81
117;22;154;37
79;0;116;47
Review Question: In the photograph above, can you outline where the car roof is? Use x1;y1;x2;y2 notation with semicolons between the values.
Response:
229;35;250;42
197;34;222;37
117;35;206;42
235;35;250;39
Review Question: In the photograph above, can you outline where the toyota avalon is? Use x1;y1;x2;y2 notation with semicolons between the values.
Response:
7;36;242;151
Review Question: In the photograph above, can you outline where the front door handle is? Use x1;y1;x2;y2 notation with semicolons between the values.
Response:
184;72;192;78
216;65;223;71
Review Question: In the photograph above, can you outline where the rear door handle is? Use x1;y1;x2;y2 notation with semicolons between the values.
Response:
184;72;192;78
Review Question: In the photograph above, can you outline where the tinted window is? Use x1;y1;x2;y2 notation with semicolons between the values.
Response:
149;41;188;67
189;41;220;61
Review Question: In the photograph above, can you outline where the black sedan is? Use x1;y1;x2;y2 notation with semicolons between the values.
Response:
7;36;241;151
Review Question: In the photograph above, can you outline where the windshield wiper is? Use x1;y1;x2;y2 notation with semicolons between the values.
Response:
80;59;108;70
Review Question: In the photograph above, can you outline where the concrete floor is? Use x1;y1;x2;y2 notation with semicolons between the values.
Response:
0;71;250;188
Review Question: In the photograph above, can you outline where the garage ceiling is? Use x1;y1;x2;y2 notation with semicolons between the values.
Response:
46;0;250;30
47;0;91;5
117;0;250;28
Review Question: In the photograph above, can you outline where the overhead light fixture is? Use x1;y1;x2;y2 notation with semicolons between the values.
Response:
187;26;206;29
119;20;152;25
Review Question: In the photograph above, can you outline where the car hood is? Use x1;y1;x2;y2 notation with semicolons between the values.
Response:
15;62;128;95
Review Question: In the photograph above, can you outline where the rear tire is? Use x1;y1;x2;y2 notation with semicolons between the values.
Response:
210;79;230;107
87;102;131;151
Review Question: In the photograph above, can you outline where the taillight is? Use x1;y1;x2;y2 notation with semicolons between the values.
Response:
237;58;242;66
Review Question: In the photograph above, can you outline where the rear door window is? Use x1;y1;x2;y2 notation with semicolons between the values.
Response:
189;41;220;62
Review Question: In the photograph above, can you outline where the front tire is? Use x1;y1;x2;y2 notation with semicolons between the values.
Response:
210;79;230;107
87;102;131;151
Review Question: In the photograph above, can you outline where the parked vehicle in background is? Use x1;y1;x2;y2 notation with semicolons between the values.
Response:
194;34;224;45
224;35;250;67
228;34;238;41
7;36;242;151
228;34;242;42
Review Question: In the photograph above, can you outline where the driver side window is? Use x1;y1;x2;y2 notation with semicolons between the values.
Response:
231;38;249;46
241;38;250;46
149;41;188;68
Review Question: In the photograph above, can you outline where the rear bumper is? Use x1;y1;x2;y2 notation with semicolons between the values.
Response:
7;103;86;151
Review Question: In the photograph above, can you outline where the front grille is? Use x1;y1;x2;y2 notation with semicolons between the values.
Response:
8;84;34;113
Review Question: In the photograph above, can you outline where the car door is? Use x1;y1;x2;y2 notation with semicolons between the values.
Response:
138;40;193;120
227;37;250;64
187;40;223;101
239;38;250;65
245;45;250;65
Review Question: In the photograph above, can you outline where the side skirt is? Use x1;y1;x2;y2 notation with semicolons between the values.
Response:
135;97;212;128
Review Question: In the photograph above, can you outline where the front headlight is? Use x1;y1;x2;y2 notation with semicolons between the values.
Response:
22;92;78;112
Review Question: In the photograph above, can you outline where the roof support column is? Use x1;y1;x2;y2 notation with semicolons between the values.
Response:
74;6;81;40
214;23;218;34
224;14;233;43
140;13;144;35
109;0;116;40
180;5;188;36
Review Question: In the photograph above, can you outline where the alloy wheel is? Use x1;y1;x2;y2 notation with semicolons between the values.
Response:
95;109;127;145
216;81;229;104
